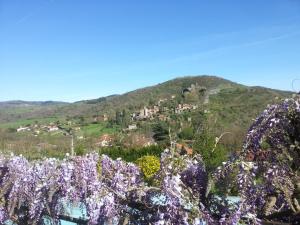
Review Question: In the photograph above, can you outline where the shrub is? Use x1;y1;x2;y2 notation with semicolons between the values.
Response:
193;131;228;173
178;127;194;140
136;155;160;180
152;122;170;145
75;143;85;156
99;145;163;162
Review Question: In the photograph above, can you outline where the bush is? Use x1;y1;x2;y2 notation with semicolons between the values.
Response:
75;143;86;156
99;145;163;162
152;122;170;145
193;131;228;173
6;128;16;133
178;127;194;140
136;155;160;180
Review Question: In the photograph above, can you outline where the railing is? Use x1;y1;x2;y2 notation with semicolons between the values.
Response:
58;215;88;225
262;221;292;225
57;217;297;225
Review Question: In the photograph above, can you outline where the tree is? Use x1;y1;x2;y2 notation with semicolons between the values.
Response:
152;122;170;145
115;110;122;125
121;109;130;127
74;142;85;156
193;130;228;173
178;127;194;140
115;109;131;127
78;116;85;125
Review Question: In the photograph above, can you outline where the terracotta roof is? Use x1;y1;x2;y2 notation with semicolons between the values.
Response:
176;143;193;155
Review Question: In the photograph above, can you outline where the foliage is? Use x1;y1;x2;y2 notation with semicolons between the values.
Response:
115;109;131;127
152;122;170;145
193;131;229;173
214;95;300;223
80;123;119;137
98;145;163;162
136;155;160;180
0;76;292;155
75;143;86;156
0;88;298;225
178;127;194;140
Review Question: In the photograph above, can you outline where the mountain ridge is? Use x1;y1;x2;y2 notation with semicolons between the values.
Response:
0;75;295;155
0;75;292;103
0;75;293;125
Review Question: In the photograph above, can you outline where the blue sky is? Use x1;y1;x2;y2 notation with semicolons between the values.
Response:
1;0;300;102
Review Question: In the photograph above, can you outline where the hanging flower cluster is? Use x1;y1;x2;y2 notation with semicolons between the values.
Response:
215;96;300;223
0;151;247;225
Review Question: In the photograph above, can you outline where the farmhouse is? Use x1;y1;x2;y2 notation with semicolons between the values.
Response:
175;103;198;114
128;124;137;130
17;126;31;132
47;125;59;132
93;114;108;122
133;105;161;120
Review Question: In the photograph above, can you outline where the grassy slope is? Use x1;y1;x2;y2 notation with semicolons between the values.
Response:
0;75;294;159
79;123;120;137
1;76;234;123
0;75;293;139
0;103;67;124
0;117;59;129
206;86;291;148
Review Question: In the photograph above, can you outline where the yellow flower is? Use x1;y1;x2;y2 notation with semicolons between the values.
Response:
136;155;160;179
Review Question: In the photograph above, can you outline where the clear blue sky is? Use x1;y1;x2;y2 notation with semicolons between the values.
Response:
1;0;300;102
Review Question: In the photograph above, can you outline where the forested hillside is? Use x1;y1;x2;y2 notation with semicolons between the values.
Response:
0;75;293;158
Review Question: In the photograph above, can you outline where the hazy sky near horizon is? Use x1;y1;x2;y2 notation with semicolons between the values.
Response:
1;0;300;102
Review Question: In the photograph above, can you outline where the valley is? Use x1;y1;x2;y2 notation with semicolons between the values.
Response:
0;75;292;160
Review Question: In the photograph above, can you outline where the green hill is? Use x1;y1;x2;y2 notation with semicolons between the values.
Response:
0;75;292;129
0;75;293;156
62;76;291;135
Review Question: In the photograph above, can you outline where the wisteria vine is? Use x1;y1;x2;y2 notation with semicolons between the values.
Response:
0;96;299;224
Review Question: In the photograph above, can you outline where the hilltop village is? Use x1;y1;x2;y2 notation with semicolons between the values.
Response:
131;101;198;121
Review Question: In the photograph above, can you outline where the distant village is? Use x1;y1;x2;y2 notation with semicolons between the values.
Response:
17;124;60;134
14;85;203;150
16;123;81;136
131;96;198;121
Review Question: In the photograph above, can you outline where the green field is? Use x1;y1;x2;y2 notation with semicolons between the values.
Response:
79;123;120;137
